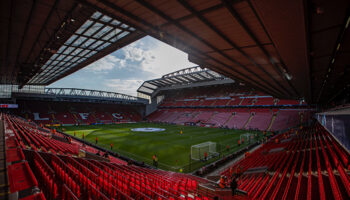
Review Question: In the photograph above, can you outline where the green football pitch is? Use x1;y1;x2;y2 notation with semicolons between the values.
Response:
58;123;264;172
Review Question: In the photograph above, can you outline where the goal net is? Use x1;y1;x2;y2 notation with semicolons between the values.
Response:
191;142;218;161
240;133;255;144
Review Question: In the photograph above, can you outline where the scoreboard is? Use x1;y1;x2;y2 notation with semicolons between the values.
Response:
0;104;18;108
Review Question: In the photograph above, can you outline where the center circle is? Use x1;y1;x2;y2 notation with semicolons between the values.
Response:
131;128;166;132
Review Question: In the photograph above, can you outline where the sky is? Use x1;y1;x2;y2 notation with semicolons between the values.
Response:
49;36;195;96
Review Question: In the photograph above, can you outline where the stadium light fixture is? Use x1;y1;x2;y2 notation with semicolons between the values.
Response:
285;73;293;81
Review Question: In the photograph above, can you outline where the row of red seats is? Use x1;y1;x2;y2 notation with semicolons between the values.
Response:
7;116;79;155
220;125;350;199
161;97;300;108
4;113;212;199
23;149;211;200
5;114;126;165
18;100;142;125
149;108;309;131
4;116;46;199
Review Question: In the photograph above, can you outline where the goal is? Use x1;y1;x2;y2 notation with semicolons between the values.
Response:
191;141;218;161
240;133;255;144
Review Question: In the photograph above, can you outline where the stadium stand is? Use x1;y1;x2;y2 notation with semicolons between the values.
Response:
3;113;217;200
220;124;350;199
148;85;311;131
16;100;142;126
1;0;349;199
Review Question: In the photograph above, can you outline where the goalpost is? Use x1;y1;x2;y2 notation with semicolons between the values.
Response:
240;133;255;144
191;141;218;161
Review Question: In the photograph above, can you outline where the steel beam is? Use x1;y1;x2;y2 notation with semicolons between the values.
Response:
91;0;284;98
133;0;285;97
178;0;291;97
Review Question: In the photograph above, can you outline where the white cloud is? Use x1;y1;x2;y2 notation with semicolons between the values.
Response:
49;36;197;96
122;42;156;65
140;40;195;78
85;55;125;72
121;37;196;79
104;79;143;96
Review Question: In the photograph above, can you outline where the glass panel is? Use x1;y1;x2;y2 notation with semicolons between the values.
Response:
200;72;210;78
84;25;99;37
97;42;110;51
51;60;58;66
120;24;129;29
41;64;48;70
105;29;121;41
56;55;65;61
65;34;78;45
76;20;93;34
94;26;112;38
80;50;90;57
71;57;79;63
86;51;97;57
50;53;58;60
139;87;153;93
78;57;87;63
111;19;120;26
91;12;102;19
72;36;87;46
90;40;103;49
88;22;104;36
83;38;96;47
144;82;157;89
63;46;75;55
64;55;73;61
72;48;83;56
101;15;112;22
116;31;129;40
57;45;66;54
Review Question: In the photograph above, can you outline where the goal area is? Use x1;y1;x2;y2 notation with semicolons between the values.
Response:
240;133;255;144
191;141;218;161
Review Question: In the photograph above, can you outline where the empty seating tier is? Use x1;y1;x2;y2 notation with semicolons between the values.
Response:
220;124;350;199
3;114;214;200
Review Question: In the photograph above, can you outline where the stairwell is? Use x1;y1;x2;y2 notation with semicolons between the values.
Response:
267;110;280;131
243;113;254;129
51;113;58;124
192;111;201;120
225;99;231;106
47;104;53;113
223;112;235;126
0;120;8;197
91;112;97;123
172;112;185;123
106;112;116;122
204;112;216;123
252;98;257;106
72;113;80;124
299;112;304;124
239;98;244;105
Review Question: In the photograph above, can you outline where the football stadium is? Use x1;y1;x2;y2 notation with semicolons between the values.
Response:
0;0;349;199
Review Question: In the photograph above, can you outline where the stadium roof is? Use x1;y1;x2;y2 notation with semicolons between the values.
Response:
137;66;232;95
1;0;144;86
2;0;349;104
13;87;148;104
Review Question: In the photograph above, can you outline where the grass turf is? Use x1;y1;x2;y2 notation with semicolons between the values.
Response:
58;123;264;172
